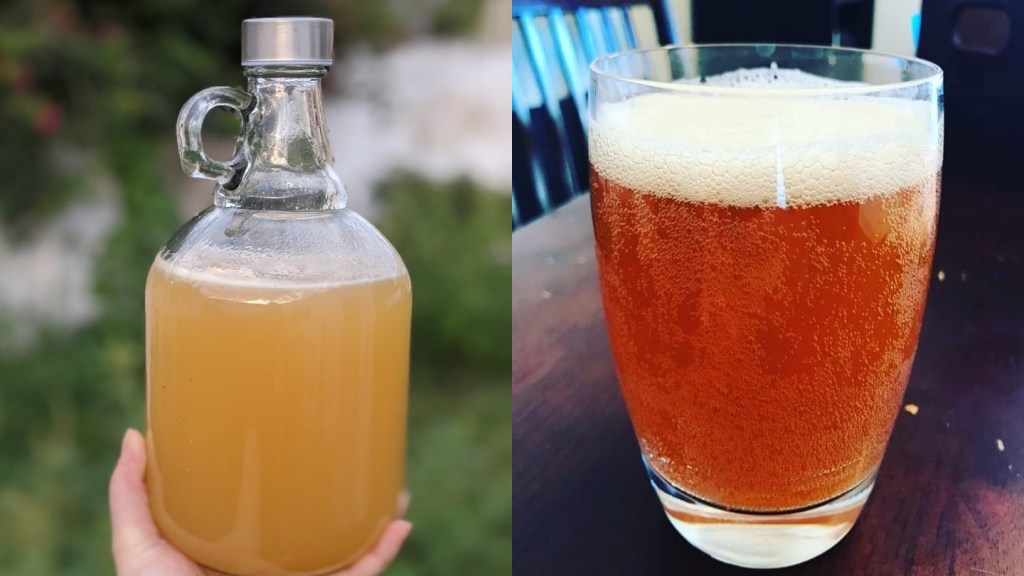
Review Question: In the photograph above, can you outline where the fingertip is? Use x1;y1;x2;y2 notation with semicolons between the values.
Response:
393;520;412;540
122;428;145;461
120;428;132;455
112;429;146;490
110;427;161;557
375;520;412;563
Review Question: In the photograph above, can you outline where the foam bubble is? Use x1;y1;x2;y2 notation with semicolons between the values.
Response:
151;256;404;298
590;68;941;208
685;65;864;89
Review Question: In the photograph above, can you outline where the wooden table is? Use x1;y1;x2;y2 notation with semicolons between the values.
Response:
512;176;1024;575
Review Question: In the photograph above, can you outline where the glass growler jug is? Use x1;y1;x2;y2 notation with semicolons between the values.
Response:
144;18;411;576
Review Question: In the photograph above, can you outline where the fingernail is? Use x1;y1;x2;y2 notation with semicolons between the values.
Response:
121;429;139;458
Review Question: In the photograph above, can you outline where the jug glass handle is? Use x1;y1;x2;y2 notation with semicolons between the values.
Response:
176;87;254;188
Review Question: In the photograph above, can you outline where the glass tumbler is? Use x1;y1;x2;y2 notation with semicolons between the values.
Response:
589;45;942;568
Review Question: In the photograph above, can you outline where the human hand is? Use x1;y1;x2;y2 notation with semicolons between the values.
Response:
110;429;412;576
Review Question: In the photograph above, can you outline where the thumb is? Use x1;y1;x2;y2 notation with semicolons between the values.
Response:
109;429;162;566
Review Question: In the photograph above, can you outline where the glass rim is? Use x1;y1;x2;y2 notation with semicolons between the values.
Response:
590;43;944;97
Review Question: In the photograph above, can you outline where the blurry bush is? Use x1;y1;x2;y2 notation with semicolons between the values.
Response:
431;0;486;36
378;172;511;376
0;136;177;569
377;174;511;575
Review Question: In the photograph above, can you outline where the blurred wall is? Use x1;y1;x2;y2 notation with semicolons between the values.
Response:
873;0;921;55
481;0;512;44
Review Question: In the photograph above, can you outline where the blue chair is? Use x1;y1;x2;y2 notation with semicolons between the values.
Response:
512;0;680;229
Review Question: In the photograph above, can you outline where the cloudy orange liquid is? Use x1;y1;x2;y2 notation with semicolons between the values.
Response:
145;258;411;575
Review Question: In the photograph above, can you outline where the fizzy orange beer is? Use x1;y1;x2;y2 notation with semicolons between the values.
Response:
590;92;940;512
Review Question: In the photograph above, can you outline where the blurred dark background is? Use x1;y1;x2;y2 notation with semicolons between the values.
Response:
0;0;510;574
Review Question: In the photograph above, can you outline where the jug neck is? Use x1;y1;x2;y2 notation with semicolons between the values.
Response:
216;65;346;210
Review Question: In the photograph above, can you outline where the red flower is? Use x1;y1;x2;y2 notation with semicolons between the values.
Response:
34;102;64;137
47;3;79;34
96;21;126;45
12;66;34;92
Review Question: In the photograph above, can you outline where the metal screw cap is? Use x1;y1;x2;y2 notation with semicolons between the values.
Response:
241;17;333;66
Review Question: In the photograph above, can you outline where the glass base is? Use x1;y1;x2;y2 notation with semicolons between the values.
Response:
644;459;875;569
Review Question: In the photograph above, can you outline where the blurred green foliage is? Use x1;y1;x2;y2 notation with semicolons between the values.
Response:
432;0;487;36
376;174;511;574
378;173;512;374
0;140;177;572
394;377;512;575
376;173;511;574
0;0;504;574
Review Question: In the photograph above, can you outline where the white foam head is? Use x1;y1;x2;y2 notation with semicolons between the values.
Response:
589;68;942;208
150;255;408;305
